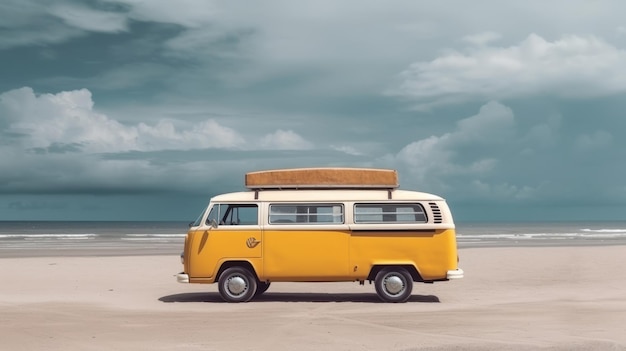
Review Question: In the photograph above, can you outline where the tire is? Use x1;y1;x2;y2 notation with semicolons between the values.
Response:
374;267;413;303
255;281;271;297
218;267;258;303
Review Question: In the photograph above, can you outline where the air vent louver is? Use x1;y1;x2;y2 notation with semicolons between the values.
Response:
429;202;442;223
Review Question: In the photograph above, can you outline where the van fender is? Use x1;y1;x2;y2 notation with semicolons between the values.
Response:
366;263;423;282
215;260;262;283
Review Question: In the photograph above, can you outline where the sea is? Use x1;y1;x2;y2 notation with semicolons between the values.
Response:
1;220;626;257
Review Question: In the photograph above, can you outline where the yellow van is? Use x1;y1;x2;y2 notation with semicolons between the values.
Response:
176;168;463;303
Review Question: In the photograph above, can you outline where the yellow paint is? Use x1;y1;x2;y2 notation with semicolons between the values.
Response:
263;230;350;281
349;229;457;280
186;228;262;281
183;227;459;283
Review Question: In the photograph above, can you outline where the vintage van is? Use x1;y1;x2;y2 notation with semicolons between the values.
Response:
176;168;463;303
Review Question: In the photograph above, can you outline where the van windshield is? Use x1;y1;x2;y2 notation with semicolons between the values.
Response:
190;208;206;227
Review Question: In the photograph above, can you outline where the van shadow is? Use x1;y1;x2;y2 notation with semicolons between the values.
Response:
159;292;440;303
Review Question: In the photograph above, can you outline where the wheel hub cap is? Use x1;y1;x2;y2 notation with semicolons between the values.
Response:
384;275;404;295
227;276;247;295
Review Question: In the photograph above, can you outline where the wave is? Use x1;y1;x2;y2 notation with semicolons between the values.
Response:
0;233;185;241
0;234;98;239
580;228;626;233
126;234;187;238
458;231;626;240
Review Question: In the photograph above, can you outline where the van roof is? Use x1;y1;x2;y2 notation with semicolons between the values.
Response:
210;189;444;203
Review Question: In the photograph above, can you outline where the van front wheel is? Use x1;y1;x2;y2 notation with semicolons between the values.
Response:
374;267;413;303
218;267;258;303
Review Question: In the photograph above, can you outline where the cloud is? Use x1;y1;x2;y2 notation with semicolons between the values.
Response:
108;0;217;28
387;101;560;203
463;31;502;46
0;4;80;48
49;4;128;33
4;2;626;219
260;129;313;150
0;0;216;49
0;1;130;48
386;99;626;207
0;87;245;153
0;87;325;195
393;33;626;106
331;145;363;156
394;101;514;185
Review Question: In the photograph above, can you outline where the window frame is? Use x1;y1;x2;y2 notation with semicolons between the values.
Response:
268;203;345;225
206;203;259;226
353;202;428;224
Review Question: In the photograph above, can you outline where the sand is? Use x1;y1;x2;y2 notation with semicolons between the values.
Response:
1;246;625;350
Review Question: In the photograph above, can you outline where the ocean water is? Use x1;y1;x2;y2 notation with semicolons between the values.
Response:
0;221;188;257
456;221;626;247
1;221;625;257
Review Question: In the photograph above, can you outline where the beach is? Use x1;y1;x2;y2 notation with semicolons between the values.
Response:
1;245;625;350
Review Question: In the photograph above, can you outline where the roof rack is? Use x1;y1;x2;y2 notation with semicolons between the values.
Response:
245;167;399;190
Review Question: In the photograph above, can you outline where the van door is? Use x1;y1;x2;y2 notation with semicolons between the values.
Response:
190;203;262;279
262;203;350;280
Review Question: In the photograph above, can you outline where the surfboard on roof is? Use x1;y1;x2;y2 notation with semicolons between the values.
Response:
244;167;399;189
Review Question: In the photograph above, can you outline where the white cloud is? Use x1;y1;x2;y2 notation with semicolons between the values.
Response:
396;134;455;186
455;101;515;143
0;87;245;153
394;33;626;106
260;129;313;150
392;101;517;193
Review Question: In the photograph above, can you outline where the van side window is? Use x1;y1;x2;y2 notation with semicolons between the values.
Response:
269;204;344;224
206;204;258;226
354;203;427;223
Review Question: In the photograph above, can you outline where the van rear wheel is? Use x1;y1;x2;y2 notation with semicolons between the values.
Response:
374;267;413;303
218;267;258;303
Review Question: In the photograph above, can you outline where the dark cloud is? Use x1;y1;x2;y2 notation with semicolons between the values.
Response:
30;142;84;154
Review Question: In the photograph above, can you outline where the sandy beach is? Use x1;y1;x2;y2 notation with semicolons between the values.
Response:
1;245;625;350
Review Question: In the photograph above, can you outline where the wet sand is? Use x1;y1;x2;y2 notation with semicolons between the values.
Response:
1;246;625;350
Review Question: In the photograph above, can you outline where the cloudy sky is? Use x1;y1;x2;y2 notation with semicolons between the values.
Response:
1;0;626;221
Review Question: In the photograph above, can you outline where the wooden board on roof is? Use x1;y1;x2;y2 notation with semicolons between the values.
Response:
245;168;399;189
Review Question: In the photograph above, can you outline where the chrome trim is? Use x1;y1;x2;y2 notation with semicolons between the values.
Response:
446;268;464;279
383;275;405;295
176;273;190;283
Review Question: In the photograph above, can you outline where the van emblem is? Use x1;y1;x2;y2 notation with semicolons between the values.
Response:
246;237;261;248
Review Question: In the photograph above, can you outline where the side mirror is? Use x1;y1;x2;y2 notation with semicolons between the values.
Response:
210;219;218;228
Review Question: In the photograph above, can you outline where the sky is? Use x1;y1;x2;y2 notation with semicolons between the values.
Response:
1;0;626;222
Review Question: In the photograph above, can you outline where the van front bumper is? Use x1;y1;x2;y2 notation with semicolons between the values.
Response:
176;273;189;283
447;268;464;280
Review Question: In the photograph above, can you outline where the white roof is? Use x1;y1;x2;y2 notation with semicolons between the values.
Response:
210;189;444;203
